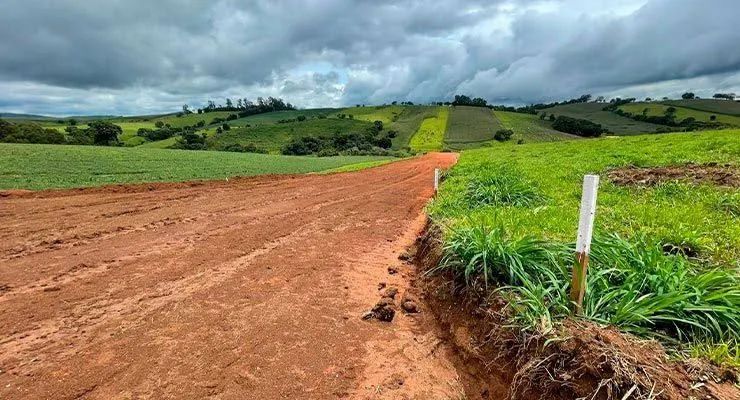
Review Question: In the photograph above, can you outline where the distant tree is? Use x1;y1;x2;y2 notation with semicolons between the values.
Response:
662;97;670;100
710;115;717;121
713;93;736;100
69;118;78;126
539;112;546;120
681;92;695;99
87;121;122;146
549;114;556;122
182;104;191;114
645;97;652;101
155;121;165;128
222;123;231;131
296;115;306;122
595;96;606;103
391;101;397;105
225;98;233;109
373;120;383;131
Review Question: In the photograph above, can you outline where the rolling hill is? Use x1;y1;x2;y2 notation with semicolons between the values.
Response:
660;99;740;116
543;102;663;135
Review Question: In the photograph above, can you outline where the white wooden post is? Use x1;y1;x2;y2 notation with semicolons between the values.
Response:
434;168;440;193
570;175;599;314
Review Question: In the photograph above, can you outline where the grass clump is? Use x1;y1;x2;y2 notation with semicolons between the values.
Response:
466;166;544;207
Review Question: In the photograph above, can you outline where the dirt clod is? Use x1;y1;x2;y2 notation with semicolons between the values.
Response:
608;163;739;187
381;287;399;299
371;297;396;322
401;300;419;313
387;266;398;275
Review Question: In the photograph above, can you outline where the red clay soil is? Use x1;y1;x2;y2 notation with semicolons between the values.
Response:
607;163;739;187
0;153;471;399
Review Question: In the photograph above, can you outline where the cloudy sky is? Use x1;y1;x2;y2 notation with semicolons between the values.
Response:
1;0;739;116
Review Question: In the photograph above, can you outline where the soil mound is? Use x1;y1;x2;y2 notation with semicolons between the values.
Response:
608;163;739;187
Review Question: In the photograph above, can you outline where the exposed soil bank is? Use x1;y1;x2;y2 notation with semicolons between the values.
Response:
608;163;739;187
412;222;740;400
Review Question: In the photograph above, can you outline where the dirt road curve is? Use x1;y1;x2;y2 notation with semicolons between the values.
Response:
0;153;463;399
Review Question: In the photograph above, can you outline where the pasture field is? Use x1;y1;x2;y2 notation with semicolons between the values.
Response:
429;129;739;362
444;106;502;147
494;110;576;142
228;109;337;127
544;102;663;135
0;143;391;190
208;118;373;153
661;99;740;116
408;107;448;152
337;105;404;124
619;102;740;126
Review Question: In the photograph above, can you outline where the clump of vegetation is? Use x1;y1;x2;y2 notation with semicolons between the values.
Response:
280;122;398;156
493;129;513;141
0;118;122;146
466;167;544;207
551;115;605;137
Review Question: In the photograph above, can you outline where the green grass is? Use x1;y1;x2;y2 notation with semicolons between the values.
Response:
229;109;337;127
0;143;391;190
429;129;740;358
662;99;740;117
494;111;577;142
208;118;373;153
445;106;503;147
544;102;663;135
619;102;740;126
337;105;405;124
409;107;448;152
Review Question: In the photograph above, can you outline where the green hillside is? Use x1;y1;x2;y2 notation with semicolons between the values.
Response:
661;99;740;116
336;105;404;124
229;109;337;127
543;102;663;135
385;106;439;149
409;107;448;152
494;111;577;142
445;106;502;148
208;118;373;153
619;102;740;126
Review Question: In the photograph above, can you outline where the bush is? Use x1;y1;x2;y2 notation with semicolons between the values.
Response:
87;121;122;145
552;116;604;137
316;148;339;157
173;130;207;150
226;114;238;121
296;115;306;122
0;120;65;144
494;129;514;141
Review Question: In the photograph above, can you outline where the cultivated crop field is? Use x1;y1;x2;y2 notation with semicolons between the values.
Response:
210;118;373;153
444;106;502;147
544;102;664;135
429;129;739;365
408;107;448;152
384;106;439;149
494;110;576;142
662;99;740;116
619;102;740;126
0;143;391;190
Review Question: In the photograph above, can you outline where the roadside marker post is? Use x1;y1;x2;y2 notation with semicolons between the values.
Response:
434;168;440;193
570;174;599;314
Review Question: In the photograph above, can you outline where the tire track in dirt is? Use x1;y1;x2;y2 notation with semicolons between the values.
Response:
0;153;459;399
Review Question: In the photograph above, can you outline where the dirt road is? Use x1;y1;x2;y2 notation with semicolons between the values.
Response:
0;153;463;399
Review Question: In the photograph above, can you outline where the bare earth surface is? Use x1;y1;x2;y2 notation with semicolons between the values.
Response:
0;153;464;400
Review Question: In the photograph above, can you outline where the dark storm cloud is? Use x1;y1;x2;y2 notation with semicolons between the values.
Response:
1;0;739;114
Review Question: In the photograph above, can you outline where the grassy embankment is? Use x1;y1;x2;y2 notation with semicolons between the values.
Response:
429;129;740;364
0;143;391;190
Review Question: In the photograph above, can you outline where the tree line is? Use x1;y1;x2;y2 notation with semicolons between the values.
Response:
0;119;122;146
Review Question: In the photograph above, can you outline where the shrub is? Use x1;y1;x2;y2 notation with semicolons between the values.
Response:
316;148;339;157
552;116;604;137
494;129;514;141
0;121;66;144
87;121;122;145
220;143;265;153
226;114;238;121
296;115;306;122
